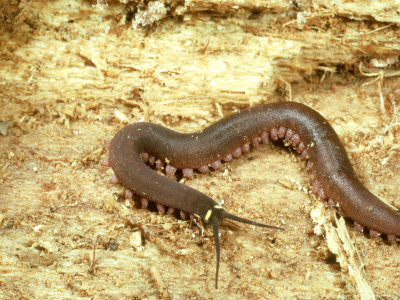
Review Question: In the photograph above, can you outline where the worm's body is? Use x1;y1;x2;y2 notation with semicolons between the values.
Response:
104;102;400;287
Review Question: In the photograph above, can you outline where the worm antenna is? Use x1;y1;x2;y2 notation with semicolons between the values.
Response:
212;222;221;289
222;211;285;231
210;209;284;289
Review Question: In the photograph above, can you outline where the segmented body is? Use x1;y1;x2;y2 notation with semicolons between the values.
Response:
101;101;400;286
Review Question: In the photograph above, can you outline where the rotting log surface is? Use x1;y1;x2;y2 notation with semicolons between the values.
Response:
0;1;399;298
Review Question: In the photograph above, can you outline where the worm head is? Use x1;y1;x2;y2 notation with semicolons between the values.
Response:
206;205;284;289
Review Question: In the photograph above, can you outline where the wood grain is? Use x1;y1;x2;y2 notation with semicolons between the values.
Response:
0;0;399;298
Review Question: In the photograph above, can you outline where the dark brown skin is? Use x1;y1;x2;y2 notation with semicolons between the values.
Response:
107;101;400;287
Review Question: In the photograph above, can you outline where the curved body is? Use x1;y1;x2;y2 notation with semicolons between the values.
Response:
107;101;400;288
109;102;400;237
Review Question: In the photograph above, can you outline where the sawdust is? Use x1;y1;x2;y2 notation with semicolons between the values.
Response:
0;0;399;299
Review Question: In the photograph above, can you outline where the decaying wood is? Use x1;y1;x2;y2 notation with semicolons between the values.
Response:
0;0;399;298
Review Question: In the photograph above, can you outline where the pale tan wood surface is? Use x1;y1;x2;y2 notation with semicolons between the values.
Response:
0;1;399;298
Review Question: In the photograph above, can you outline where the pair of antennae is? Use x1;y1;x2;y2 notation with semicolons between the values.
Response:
211;210;285;289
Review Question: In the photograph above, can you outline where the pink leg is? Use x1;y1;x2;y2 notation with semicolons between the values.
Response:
125;189;134;199
182;168;194;179
140;152;149;162
251;138;259;149
318;188;328;201
297;142;306;153
198;165;209;173
387;234;396;243
210;160;222;170
312;180;320;195
284;128;294;141
301;149;310;161
148;155;155;165
370;230;381;238
241;143;250;154
270;128;278;141
156;203;167;215
140;198;149;209
291;134;300;147
166;165;177;178
327;198;337;207
156;159;164;169
260;131;269;144
354;222;364;233
223;153;233;162
278;126;287;139
232;147;242;158
109;174;120;184
100;157;111;166
180;210;189;220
